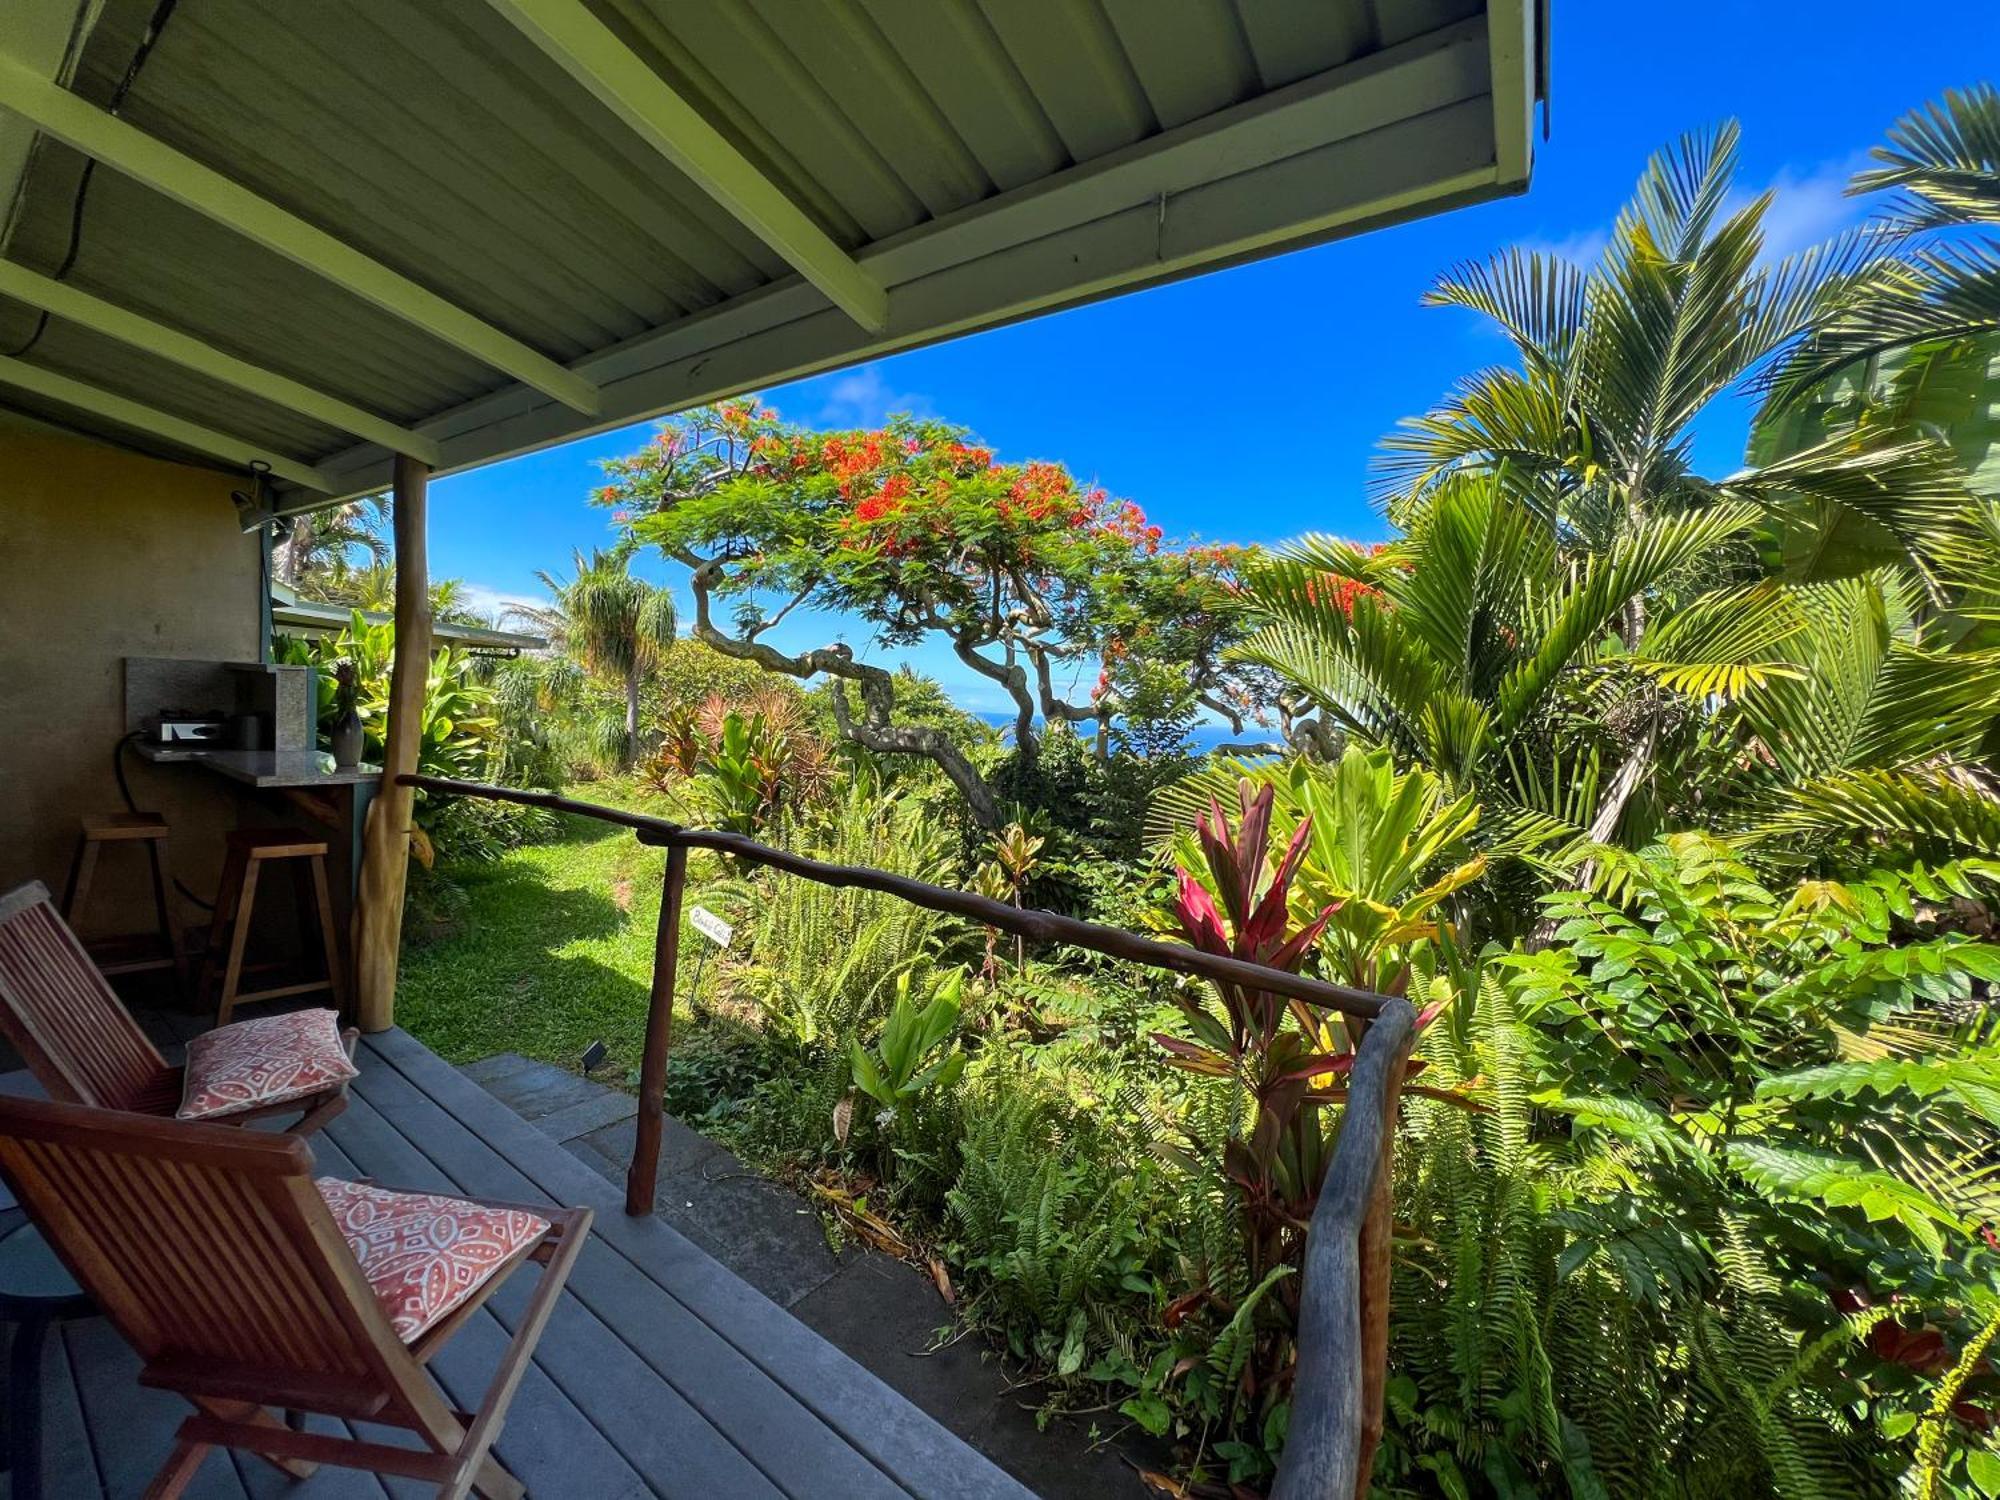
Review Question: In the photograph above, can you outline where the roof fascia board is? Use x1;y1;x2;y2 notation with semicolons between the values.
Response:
299;95;1499;507
0;352;333;488
872;14;1493;286
1486;0;1536;186
484;0;888;334
0;257;443;462
0;53;602;414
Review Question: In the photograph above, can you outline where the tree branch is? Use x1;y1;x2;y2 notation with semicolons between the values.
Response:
680;553;1002;826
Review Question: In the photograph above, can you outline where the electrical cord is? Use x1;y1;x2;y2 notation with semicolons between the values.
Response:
3;0;183;359
113;729;215;911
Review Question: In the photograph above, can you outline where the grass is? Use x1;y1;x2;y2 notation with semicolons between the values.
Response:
398;777;692;1072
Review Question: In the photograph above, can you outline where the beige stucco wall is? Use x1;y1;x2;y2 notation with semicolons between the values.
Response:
0;419;261;935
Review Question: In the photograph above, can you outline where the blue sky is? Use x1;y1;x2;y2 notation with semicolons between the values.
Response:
433;3;1998;715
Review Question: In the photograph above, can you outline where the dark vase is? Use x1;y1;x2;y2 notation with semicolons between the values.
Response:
330;708;364;769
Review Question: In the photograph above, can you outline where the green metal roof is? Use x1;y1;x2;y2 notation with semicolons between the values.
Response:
0;0;1544;510
269;582;547;655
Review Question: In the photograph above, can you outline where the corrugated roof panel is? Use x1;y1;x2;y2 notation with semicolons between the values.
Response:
1375;0;1486;49
974;0;1159;162
605;0;920;245
1230;0;1380;88
1103;0;1262;130
8;160;511;431
15;314;353;459
66;0;784;356
745;0;994;218
0;0;1538;497
853;0;1068;193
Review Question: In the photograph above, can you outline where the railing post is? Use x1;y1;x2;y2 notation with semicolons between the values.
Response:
626;841;686;1216
1351;1019;1413;1500
354;455;432;1033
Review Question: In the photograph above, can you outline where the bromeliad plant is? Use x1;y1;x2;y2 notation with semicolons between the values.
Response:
1153;780;1344;1426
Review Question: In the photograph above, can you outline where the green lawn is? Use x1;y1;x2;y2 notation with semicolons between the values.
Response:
398;795;677;1073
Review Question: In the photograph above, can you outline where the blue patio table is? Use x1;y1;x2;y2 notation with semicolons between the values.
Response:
0;1221;95;1500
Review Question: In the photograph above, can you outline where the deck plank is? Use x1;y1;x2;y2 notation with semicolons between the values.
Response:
0;1027;1036;1500
312;1094;662;1499
362;1029;1037;1500
338;1053;871;1498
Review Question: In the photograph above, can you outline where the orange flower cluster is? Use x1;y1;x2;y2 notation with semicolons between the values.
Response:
821;433;892;498
1305;573;1382;619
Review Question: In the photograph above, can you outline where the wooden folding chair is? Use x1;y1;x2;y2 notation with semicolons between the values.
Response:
0;1094;591;1499
0;880;354;1135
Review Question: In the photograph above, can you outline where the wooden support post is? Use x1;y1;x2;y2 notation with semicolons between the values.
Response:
626;843;686;1215
1351;1021;1412;1500
352;455;432;1033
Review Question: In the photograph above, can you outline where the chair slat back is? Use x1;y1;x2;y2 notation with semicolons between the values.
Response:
0;1095;403;1391
0;882;170;1110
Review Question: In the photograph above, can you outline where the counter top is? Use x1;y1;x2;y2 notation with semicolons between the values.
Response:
136;743;380;788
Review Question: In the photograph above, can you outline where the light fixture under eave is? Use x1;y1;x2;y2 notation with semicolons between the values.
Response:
231;458;277;533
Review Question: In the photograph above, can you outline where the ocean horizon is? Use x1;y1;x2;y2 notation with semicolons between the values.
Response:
972;711;1278;756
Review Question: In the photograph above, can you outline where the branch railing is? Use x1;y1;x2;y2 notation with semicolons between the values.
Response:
401;772;1415;1500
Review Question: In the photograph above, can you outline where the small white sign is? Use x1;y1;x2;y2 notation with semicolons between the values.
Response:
688;906;734;947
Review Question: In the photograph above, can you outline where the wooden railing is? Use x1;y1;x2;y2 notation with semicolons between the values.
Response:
402;772;1416;1500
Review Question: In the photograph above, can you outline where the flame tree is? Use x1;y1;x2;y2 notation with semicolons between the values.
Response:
600;399;1272;826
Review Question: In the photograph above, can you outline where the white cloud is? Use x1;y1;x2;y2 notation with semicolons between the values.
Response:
815;364;931;427
1735;153;1872;261
457;582;546;625
1520;225;1611;269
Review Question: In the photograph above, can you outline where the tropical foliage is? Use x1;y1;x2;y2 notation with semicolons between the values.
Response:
388;88;2000;1500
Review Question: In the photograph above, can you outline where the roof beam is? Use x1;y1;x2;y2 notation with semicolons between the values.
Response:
302;90;1500;507
0;0;99;253
0;52;601;414
485;0;889;334
0;258;443;463
0;353;332;489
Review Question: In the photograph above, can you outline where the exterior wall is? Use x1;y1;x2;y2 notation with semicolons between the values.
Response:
0;420;260;934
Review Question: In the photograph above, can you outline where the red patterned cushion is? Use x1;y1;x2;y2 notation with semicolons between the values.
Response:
177;1008;358;1121
316;1178;548;1342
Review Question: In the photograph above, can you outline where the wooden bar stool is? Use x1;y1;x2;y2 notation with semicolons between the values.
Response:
59;812;187;990
199;828;347;1027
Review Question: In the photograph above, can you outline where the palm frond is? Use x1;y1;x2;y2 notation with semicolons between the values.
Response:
1852;82;2000;230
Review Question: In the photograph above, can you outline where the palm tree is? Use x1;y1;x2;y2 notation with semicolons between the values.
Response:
1379;122;1976;600
1232;476;1803;881
274;495;388;587
509;548;677;767
1771;84;2000;404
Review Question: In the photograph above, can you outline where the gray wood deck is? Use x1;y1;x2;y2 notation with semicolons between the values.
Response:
0;1028;1037;1500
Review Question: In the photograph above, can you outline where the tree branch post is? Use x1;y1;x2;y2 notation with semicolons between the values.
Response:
353;455;432;1032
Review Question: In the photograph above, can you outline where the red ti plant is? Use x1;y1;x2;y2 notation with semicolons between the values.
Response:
1155;780;1347;1398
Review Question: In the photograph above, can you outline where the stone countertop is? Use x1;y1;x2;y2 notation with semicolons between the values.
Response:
135;743;379;788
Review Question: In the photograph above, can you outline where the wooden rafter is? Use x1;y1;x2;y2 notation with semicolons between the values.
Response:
0;352;331;488
0;0;96;254
0;53;601;414
484;0;889;333
0;258;442;462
